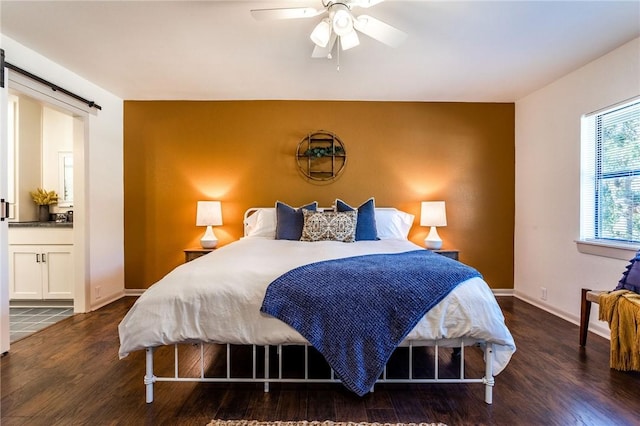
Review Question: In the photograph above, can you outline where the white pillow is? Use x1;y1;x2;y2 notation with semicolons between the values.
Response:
375;208;415;239
244;208;277;238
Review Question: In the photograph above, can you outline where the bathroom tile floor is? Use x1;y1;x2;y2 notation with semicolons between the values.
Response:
9;307;74;343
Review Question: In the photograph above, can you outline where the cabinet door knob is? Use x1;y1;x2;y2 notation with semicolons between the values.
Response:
42;253;47;263
36;253;40;263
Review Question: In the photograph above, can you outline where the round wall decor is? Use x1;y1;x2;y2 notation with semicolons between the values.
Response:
296;130;347;181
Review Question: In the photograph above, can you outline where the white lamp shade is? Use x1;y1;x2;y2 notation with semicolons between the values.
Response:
420;201;447;227
196;201;223;226
310;19;331;47
340;30;360;50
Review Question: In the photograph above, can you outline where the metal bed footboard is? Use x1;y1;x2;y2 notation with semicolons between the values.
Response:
144;340;495;404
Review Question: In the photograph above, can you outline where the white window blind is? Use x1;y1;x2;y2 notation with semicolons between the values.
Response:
581;98;640;244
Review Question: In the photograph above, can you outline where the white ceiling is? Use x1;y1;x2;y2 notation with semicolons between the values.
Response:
1;0;639;102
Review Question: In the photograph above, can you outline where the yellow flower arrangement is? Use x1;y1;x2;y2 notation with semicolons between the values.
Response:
30;188;59;206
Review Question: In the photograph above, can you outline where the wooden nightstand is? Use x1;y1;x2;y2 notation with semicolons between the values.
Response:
432;249;459;261
184;248;214;263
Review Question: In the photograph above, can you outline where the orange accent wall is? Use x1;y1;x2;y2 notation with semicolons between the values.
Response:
124;101;514;290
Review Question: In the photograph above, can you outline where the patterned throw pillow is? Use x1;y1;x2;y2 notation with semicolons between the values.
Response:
300;210;358;242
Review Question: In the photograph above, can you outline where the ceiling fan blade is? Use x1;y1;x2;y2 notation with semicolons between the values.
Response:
353;14;407;47
351;0;385;8
250;7;323;21
312;34;337;58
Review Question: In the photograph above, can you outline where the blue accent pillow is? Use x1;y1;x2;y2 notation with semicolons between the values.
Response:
615;250;640;293
275;201;318;240
335;198;378;241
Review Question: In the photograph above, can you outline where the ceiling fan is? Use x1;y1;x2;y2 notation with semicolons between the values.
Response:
250;0;407;58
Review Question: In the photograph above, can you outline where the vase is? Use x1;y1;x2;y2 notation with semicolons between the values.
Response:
38;205;50;222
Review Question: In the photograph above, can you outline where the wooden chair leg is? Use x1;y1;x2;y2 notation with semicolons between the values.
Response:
580;288;592;347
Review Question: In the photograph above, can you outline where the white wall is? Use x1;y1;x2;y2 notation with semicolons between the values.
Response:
15;95;41;222
515;38;640;337
1;35;125;311
42;105;73;213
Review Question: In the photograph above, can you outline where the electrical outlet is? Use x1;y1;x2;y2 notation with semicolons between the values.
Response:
96;286;101;299
541;287;547;301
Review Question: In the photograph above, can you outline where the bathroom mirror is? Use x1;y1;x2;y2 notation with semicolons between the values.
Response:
58;152;73;207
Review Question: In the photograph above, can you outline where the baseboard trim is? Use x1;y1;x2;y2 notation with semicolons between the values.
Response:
9;299;73;308
513;291;610;340
124;289;145;297
90;291;125;311
492;288;514;297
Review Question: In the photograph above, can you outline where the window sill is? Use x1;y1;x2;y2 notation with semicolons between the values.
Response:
575;239;639;260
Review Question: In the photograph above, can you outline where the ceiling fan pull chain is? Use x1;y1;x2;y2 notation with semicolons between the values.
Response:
337;40;340;71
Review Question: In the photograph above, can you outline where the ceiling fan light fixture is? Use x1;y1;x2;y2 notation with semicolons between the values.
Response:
251;0;407;59
340;29;360;50
310;18;331;47
331;4;354;37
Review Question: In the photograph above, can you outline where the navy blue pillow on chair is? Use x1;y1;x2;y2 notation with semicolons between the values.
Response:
335;198;378;241
615;250;640;293
275;201;318;240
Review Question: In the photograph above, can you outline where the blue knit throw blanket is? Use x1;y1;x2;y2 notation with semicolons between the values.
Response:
260;249;482;396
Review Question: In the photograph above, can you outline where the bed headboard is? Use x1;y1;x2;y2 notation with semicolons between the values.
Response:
243;208;258;237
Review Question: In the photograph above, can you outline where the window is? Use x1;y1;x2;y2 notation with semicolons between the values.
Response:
58;152;73;207
581;98;640;246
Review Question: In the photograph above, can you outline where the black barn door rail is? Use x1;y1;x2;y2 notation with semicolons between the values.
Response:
0;48;102;111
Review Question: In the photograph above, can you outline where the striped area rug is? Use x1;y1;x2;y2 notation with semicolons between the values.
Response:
207;421;446;426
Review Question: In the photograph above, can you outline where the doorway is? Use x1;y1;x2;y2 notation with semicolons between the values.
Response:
6;92;78;340
7;93;75;343
1;67;89;353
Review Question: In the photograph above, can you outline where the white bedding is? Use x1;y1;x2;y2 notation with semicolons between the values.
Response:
118;238;515;374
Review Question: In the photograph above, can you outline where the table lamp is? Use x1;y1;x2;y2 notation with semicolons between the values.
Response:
196;201;222;248
421;201;447;249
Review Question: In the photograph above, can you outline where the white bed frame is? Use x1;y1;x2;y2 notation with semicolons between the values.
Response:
144;341;495;404
141;207;496;404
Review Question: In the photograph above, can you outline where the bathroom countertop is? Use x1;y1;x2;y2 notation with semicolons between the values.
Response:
8;221;73;228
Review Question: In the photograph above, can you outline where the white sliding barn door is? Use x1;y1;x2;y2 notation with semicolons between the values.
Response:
1;57;10;354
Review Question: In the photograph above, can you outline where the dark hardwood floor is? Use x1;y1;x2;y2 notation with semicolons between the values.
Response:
2;296;639;426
